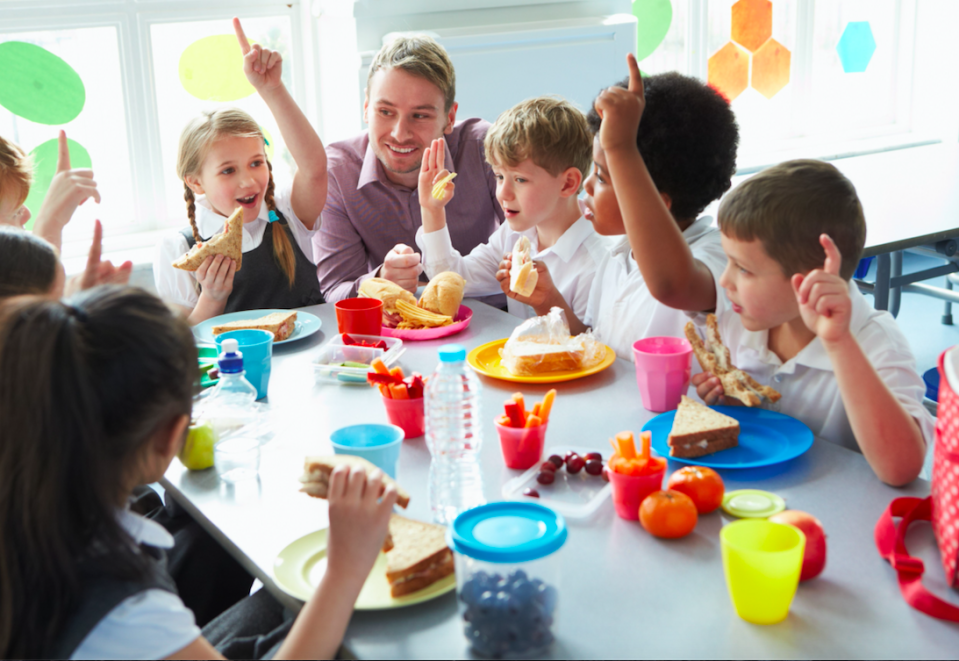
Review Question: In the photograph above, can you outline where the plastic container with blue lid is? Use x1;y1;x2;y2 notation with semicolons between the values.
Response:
449;503;566;658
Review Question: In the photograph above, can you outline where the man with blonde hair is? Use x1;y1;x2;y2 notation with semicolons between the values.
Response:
314;35;504;302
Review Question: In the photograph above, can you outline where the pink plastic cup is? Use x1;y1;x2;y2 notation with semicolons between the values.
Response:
495;421;548;470
335;298;384;336
633;337;693;412
607;465;666;520
382;395;425;439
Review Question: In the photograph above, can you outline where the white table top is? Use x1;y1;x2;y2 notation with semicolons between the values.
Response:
163;300;958;659
731;142;959;257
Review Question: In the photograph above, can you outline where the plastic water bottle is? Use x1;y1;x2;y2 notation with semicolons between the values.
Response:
425;344;485;525
205;339;258;429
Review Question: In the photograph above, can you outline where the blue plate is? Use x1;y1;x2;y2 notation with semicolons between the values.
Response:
193;309;322;346
642;406;814;469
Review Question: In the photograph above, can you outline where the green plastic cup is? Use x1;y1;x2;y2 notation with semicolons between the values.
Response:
720;519;805;624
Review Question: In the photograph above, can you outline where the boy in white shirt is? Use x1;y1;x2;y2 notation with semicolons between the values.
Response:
590;56;931;485
508;57;739;360
411;97;608;320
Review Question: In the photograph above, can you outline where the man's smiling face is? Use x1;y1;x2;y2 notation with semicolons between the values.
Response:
364;67;457;185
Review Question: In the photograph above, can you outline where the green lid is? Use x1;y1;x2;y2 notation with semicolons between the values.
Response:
721;489;786;519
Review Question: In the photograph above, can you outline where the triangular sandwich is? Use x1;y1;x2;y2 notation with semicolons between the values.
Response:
667;396;740;458
172;206;244;271
212;311;298;342
385;515;454;597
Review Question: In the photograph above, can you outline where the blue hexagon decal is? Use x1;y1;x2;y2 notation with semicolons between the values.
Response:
837;21;876;73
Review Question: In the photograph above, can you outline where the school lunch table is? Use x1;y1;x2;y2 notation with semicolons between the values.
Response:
162;300;957;660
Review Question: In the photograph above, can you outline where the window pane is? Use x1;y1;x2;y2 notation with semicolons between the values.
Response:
708;0;799;156
637;0;688;75
150;16;296;229
809;0;899;135
0;26;134;245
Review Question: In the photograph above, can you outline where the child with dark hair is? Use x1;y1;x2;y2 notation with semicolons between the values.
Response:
510;55;739;360
0;287;397;659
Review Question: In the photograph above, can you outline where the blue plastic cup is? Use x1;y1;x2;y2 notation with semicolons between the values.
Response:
330;424;404;478
215;329;273;400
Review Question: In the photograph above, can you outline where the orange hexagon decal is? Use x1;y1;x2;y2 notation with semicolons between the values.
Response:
732;0;772;53
708;41;749;102
751;37;791;98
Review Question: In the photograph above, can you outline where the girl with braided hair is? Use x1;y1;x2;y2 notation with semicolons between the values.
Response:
155;18;327;325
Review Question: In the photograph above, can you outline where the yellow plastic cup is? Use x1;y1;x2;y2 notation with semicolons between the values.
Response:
720;519;805;625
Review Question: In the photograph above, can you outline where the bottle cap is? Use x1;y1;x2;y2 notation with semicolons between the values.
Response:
438;343;466;363
218;339;244;374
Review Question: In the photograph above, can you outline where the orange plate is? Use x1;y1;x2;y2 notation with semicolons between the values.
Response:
467;339;616;384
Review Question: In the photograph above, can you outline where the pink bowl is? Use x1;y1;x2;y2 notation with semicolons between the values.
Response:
381;305;472;341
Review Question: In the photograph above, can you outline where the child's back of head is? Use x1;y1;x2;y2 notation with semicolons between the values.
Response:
0;226;60;298
0;286;196;658
484;96;593;184
587;72;739;221
718;159;866;280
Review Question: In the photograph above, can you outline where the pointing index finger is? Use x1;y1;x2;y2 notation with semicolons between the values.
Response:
56;130;70;173
820;233;842;276
626;53;644;100
232;17;252;54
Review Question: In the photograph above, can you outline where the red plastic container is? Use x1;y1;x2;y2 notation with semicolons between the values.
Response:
608;465;665;520
496;421;548;470
335;298;383;336
382;395;425;439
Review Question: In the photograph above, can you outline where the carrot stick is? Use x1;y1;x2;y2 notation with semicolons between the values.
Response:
495;415;512;427
531;402;541;418
390;366;405;380
640;430;651;461
379;384;391;398
512;393;526;425
389;383;409;400
524;414;542;428
371;358;390;376
539;389;557;423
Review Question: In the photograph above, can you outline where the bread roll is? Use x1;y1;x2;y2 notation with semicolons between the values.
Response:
419;272;465;318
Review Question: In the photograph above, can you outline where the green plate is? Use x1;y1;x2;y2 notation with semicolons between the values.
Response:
273;529;456;610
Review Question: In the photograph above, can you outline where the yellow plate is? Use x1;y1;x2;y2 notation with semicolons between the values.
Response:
467;339;617;384
272;529;456;610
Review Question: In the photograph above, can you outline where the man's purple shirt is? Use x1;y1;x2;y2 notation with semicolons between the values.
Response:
314;118;505;302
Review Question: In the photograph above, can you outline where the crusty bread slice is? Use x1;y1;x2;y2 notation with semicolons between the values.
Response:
172;206;244;271
684;315;781;407
668;396;740;458
385;515;454;597
212;311;297;342
299;455;410;509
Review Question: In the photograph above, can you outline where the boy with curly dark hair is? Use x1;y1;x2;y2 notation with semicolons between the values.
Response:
501;55;739;359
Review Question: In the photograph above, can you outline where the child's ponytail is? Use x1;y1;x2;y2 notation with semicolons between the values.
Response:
264;161;297;289
184;184;201;244
0;287;196;658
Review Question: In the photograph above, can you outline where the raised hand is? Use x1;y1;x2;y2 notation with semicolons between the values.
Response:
325;464;398;585
593;53;645;154
382;243;423;293
73;220;133;293
33;130;100;249
791;234;852;345
418;138;455;211
233;17;283;91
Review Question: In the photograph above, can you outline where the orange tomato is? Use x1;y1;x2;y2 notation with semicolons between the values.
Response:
639;490;698;539
666;466;725;514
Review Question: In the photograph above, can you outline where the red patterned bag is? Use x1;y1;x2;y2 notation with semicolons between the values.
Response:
874;347;959;621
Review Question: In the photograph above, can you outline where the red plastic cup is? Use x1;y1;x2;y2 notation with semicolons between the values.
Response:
608;464;666;520
495;421;548;469
633;337;692;412
335;298;383;336
382;395;425;439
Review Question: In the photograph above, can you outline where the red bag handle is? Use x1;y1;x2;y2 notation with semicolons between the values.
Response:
875;496;959;622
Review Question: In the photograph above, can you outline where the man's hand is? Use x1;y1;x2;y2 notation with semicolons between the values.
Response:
33;130;100;249
195;253;236;302
496;254;556;314
234;17;283;92
382;244;423;293
792;234;852;346
325;465;398;585
65;220;133;296
418;138;454;212
593;53;645;154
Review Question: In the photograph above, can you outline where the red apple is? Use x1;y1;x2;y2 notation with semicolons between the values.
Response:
769;510;826;581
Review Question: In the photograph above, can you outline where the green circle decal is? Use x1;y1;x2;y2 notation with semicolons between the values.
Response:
179;34;255;102
633;0;673;62
23;137;92;229
0;41;86;125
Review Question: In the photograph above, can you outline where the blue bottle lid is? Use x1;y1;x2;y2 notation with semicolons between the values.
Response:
438;343;466;363
449;502;567;563
217;339;244;374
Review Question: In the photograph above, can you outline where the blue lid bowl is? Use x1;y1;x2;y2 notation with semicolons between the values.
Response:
449;502;567;563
